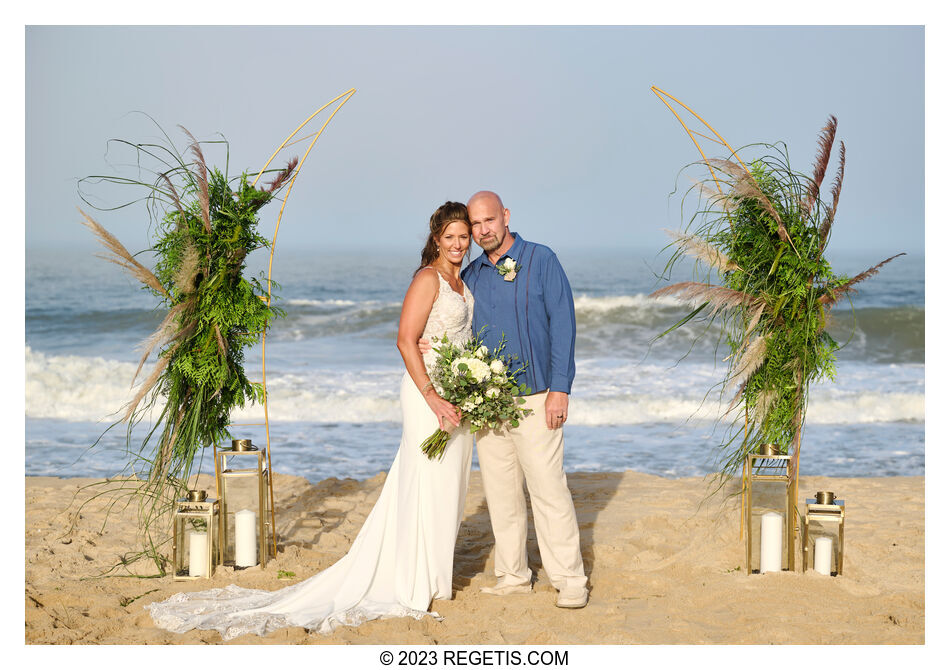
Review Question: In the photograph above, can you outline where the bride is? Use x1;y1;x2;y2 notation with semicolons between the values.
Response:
148;201;476;639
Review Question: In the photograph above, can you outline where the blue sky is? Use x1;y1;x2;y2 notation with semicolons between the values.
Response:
25;25;923;255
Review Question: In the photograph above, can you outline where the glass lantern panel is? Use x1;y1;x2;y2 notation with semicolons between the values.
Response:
220;475;262;565
806;516;841;575
748;479;790;573
175;513;213;578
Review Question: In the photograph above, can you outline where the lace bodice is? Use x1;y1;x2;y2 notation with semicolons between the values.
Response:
421;269;474;372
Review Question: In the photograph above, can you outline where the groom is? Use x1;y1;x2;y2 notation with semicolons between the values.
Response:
460;190;588;609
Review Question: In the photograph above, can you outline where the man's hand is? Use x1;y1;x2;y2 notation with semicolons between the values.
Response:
418;337;433;356
545;391;569;430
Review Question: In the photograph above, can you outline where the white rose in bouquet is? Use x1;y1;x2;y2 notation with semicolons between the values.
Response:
470;359;491;382
485;387;500;399
452;356;491;382
490;359;505;374
452;357;473;375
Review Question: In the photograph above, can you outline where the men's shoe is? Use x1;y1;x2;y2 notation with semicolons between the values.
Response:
555;586;588;609
480;582;533;596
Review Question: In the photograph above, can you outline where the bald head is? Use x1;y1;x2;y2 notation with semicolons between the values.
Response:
467;190;512;257
468;190;504;211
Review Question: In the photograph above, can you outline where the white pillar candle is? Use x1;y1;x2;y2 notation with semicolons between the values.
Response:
760;512;783;573
814;536;834;575
235;509;258;567
188;531;208;577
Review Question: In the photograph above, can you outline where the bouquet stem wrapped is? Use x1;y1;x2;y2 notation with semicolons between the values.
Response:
420;429;452;461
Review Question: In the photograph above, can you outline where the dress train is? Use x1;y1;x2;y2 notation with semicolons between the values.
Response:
148;374;473;639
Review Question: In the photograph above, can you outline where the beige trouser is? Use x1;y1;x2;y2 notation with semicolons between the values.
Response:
476;390;587;591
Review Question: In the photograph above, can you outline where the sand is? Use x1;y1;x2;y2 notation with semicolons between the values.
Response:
24;470;924;644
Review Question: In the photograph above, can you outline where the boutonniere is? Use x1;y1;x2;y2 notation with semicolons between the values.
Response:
496;256;521;282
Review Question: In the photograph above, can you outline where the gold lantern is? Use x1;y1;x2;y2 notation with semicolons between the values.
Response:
742;443;796;574
802;491;845;576
172;490;219;580
215;439;273;569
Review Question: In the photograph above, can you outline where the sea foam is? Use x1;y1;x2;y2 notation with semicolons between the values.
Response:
26;347;924;425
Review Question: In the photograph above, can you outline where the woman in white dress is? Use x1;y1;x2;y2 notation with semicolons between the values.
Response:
148;202;475;639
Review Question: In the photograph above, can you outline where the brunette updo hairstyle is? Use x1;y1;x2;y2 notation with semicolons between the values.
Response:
415;201;471;274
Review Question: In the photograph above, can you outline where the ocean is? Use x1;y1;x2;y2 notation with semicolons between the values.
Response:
25;246;924;482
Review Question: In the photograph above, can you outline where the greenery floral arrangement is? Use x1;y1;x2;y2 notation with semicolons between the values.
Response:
651;116;903;488
421;332;531;459
78;123;295;572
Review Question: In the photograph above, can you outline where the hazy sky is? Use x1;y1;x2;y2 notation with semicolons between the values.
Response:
26;25;923;256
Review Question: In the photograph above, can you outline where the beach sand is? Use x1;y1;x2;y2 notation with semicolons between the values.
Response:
25;470;923;644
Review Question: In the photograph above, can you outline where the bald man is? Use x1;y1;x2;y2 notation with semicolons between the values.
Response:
460;191;588;608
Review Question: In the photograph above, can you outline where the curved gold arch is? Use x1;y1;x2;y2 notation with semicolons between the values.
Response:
217;89;357;557
650;86;751;196
651;86;800;542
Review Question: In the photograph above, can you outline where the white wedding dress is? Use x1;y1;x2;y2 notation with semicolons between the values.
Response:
148;271;474;639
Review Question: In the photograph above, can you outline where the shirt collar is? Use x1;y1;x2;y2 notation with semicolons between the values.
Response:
476;232;523;267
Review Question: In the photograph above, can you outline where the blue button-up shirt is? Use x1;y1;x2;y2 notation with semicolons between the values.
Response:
461;233;576;394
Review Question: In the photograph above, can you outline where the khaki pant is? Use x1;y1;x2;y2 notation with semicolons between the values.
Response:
476;390;587;591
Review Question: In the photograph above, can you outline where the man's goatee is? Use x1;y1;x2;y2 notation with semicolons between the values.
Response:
479;235;501;253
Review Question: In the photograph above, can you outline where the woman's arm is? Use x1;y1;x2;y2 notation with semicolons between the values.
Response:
396;268;461;430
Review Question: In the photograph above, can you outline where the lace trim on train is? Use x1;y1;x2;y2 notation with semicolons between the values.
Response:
147;584;441;640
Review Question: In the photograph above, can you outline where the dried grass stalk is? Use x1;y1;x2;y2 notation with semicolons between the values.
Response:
267;156;299;193
650;281;761;317
689;178;737;212
707;158;747;179
819;143;846;247
178;126;211;233
744;302;766;339
803;115;838;215
172;239;201;294
727;379;748;413
124;346;173;422
160;173;187;232
132;298;196;384
664;229;738;272
732;173;785;230
689;178;721;200
754;388;777;423
828;142;846;219
134;304;182;384
731;335;768;390
79;209;170;299
819;253;907;305
213;324;227;359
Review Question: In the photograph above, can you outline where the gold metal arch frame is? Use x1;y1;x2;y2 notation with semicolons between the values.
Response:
650;86;752;195
650;86;800;541
214;88;357;557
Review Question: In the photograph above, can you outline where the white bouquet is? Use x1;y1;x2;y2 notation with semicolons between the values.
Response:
421;331;532;460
